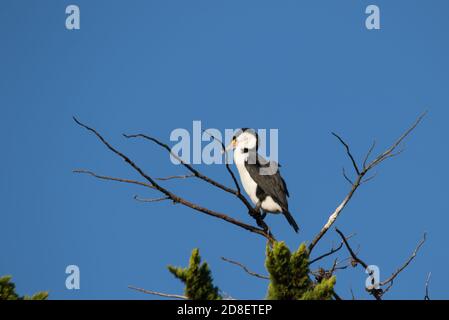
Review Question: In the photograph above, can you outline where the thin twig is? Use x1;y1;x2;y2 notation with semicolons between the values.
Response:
424;272;431;300
342;167;353;185
309;234;356;265
336;229;369;269
363;140;376;169
134;195;170;203
73;169;156;190
331;132;360;175
128;285;187;300
203;129;241;194
380;233;427;287
156;174;195;181
350;288;356;300
221;257;269;280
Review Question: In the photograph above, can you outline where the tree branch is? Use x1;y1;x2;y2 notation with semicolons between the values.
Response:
308;112;426;253
221;257;269;280
134;195;171;203
203;129;241;195
128;285;187;300
156;174;195;181
309;244;343;266
380;233;427;289
73;117;274;242
424;272;431;300
331;132;361;175
122;132;272;235
336;228;426;300
73;169;156;190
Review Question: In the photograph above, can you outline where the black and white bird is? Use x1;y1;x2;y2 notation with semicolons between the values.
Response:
226;128;299;233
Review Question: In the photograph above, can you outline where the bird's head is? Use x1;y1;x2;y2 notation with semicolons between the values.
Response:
225;128;258;154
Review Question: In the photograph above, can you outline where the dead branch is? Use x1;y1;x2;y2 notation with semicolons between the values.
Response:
202;129;241;194
156;174;195;181
73;169;156;190
73;117;274;242
123;132;272;234
424;272;431;300
308;112;426;253
128;285;186;299
336;228;426;300
380;233;427;291
309;243;344;266
221;257;269;280
122;133;237;194
134;195;171;203
309;233;355;265
335;228;381;300
331;132;361;175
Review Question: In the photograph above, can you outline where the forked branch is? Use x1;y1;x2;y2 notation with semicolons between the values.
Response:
308;112;426;253
336;228;426;300
73;117;274;242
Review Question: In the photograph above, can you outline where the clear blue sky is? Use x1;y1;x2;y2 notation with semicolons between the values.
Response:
1;0;448;300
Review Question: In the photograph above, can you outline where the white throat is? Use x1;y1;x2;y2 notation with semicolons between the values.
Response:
233;148;259;205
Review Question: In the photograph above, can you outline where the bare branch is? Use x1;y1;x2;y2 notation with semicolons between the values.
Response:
123;133;237;195
128;285;187;300
331;132;361;175
310;243;343;265
122;132;272;234
380;233;427;287
309;233;355;265
424;272;431;300
335;228;369;270
335;228;382;300
221;257;269;280
361;172;378;184
134;195;170;203
73;117;274;242
342;167;353;185
350;288;356;300
156;174;195;181
363;140;376;169
203;129;241;194
308;112;426;253
73;169;156;190
309;176;362;253
366;111;427;171
336;228;427;300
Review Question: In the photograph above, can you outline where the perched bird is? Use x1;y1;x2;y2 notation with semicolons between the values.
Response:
226;128;299;233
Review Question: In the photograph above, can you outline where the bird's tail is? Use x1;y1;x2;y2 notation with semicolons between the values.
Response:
283;210;299;233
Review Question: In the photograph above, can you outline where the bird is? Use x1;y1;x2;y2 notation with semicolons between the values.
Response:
225;128;299;233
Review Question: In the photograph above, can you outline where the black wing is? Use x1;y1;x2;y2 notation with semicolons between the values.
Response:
245;155;289;211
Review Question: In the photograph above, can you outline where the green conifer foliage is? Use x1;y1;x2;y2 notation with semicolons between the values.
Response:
0;275;48;300
168;248;222;300
265;242;335;300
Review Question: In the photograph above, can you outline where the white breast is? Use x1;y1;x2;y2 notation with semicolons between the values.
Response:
234;150;259;205
235;160;259;205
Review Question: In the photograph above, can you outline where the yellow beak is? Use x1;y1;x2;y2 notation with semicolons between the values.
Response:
223;139;237;153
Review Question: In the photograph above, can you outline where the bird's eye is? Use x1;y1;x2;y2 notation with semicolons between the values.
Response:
232;136;236;141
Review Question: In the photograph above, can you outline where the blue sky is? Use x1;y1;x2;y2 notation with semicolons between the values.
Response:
1;0;448;300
